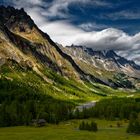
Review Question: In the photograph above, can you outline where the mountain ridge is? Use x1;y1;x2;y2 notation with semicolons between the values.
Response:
62;45;140;88
0;6;140;90
0;6;113;86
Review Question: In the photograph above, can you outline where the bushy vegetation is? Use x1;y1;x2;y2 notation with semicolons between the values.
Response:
79;121;98;132
127;113;140;134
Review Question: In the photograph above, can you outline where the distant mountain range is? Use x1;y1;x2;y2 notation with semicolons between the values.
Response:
64;45;140;74
0;5;140;95
62;45;140;88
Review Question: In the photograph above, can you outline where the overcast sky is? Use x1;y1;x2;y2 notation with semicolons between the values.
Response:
1;0;140;64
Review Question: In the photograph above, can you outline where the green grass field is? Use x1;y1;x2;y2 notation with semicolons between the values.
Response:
0;119;140;140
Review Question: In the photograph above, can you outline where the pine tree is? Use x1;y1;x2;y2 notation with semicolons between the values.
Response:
79;121;85;130
127;119;134;133
127;113;140;134
90;121;98;132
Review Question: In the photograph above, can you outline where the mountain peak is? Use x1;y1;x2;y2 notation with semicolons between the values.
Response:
0;6;140;89
0;5;26;16
68;45;118;59
0;6;35;33
64;44;140;83
67;45;139;68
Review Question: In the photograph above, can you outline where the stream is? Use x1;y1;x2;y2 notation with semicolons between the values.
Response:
75;101;97;111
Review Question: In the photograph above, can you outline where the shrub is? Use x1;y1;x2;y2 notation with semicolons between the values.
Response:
127;113;140;134
79;121;98;132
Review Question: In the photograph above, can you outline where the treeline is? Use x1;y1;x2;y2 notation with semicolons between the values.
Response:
0;98;74;127
74;98;140;120
0;78;74;127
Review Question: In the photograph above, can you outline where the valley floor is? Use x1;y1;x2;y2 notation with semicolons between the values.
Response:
0;119;140;140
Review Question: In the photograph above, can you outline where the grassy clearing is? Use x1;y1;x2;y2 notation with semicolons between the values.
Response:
0;119;140;140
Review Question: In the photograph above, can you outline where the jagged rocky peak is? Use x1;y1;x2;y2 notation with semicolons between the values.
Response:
0;6;84;81
70;44;84;49
66;44;140;68
66;45;116;60
0;6;34;31
62;44;140;88
0;6;140;88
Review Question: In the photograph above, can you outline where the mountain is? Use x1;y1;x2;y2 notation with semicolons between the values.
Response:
0;6;80;80
0;5;139;102
61;45;140;88
1;6;117;103
0;6;111;85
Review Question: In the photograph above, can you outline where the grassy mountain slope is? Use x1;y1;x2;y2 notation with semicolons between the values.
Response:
0;6;139;104
0;6;140;127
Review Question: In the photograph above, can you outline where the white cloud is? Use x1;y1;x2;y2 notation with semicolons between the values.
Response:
40;21;140;58
40;20;84;45
41;22;140;64
4;0;140;65
74;28;132;50
104;10;140;20
3;0;42;7
47;0;111;18
26;7;47;27
7;0;111;19
79;22;108;31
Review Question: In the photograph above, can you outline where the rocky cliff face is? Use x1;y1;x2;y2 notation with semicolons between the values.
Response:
0;6;139;89
0;6;110;86
61;45;140;88
0;6;82;81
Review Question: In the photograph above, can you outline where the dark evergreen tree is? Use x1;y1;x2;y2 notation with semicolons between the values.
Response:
127;113;140;134
90;121;98;132
79;121;98;132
